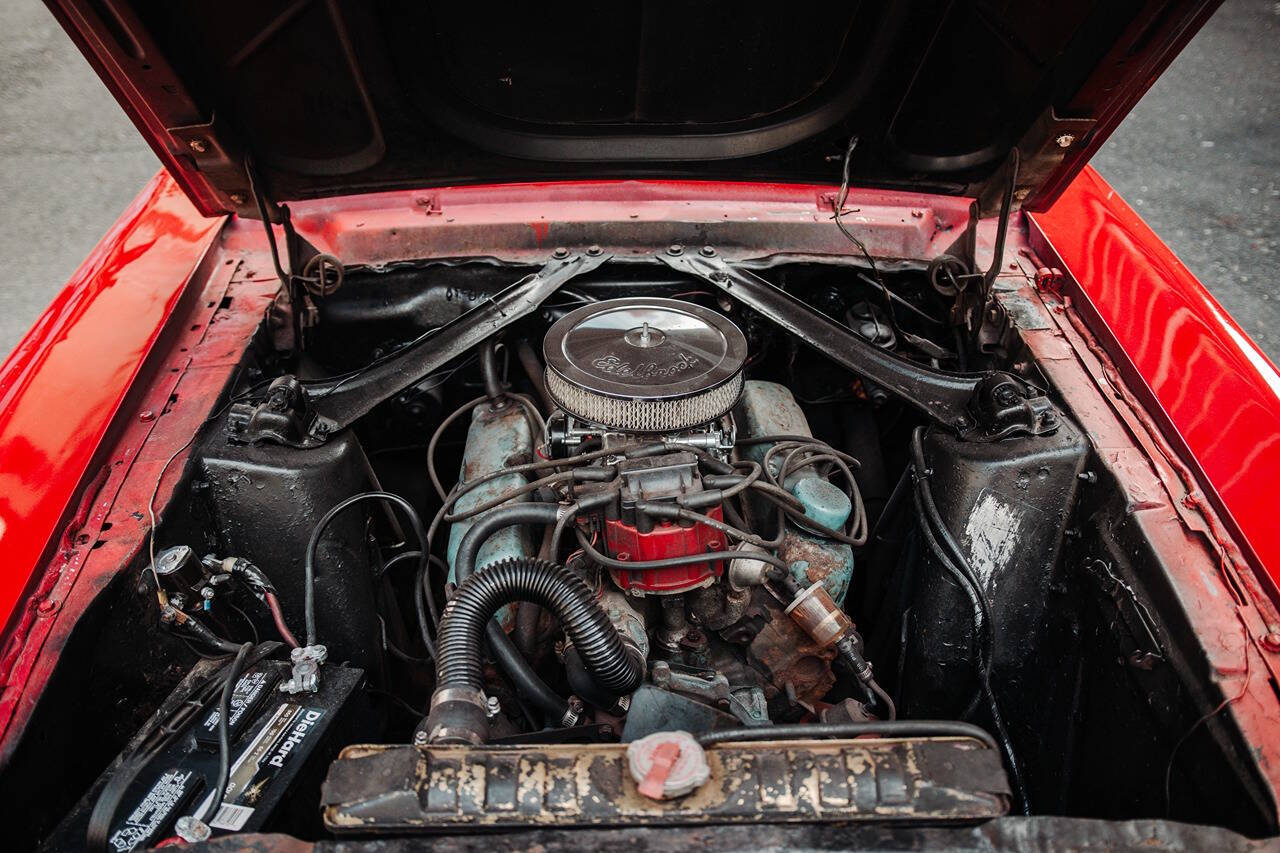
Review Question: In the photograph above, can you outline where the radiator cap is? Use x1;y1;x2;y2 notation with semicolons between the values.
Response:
626;730;710;800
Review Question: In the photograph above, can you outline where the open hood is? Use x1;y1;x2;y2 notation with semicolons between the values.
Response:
49;0;1219;217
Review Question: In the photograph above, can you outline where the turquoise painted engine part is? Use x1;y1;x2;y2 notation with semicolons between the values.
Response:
733;380;854;606
445;401;535;630
782;478;856;606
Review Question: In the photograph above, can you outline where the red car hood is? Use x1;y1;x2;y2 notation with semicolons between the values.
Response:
48;0;1219;217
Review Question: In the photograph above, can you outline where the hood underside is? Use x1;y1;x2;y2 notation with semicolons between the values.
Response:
50;0;1219;216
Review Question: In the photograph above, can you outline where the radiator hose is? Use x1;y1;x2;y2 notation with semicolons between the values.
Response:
421;557;643;744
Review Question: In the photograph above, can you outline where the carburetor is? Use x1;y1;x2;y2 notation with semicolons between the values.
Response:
542;297;747;594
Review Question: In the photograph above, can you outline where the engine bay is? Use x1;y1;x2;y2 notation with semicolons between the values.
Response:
15;229;1277;848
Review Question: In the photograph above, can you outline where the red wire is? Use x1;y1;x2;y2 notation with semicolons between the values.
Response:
265;591;300;648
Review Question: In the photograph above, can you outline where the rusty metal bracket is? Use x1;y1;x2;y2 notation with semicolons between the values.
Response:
659;250;1058;440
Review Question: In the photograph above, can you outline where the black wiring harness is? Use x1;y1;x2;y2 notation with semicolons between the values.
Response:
85;642;284;851
907;426;1030;813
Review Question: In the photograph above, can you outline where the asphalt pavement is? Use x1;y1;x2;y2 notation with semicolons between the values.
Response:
0;0;1275;360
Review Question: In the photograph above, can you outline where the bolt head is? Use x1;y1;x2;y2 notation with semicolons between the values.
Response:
667;244;684;256
586;245;602;256
174;816;211;843
1263;632;1280;652
552;247;569;259
139;410;156;422
229;192;248;205
188;138;208;154
1055;133;1076;149
699;245;716;256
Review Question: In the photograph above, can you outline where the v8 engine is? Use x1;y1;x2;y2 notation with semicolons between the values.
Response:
424;297;881;746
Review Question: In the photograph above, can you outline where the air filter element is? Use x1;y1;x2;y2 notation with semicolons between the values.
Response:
543;297;747;433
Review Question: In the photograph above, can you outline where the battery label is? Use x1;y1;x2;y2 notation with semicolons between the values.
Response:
191;701;328;831
107;767;202;852
195;668;278;748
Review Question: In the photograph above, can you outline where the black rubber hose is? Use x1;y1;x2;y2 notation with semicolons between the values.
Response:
432;557;642;741
452;503;572;722
479;339;505;404
696;719;998;750
439;557;641;695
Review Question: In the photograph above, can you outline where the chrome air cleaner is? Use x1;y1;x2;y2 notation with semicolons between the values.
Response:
543;297;747;433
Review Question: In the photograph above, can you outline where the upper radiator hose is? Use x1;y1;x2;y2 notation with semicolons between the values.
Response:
421;557;643;744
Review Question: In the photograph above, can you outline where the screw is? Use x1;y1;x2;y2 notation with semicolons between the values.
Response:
485;695;502;718
552;247;569;259
1055;133;1075;149
993;384;1020;407
699;245;716;256
413;730;429;746
188;138;208;153
667;244;684;256
139;410;156;422
586;245;602;256
37;599;57;616
201;586;215;601
1262;631;1280;653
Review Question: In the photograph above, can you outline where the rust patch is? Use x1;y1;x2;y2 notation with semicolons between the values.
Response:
323;737;1008;833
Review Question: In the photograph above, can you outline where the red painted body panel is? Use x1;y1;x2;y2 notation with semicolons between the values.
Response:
0;170;1276;784
1030;166;1280;591
0;172;221;641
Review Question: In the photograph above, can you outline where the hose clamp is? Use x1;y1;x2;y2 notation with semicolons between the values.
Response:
560;696;584;728
429;686;486;710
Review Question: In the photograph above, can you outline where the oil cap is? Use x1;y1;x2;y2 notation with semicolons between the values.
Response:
625;730;710;800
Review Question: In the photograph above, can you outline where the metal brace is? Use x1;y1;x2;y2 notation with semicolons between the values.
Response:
658;251;1059;441
231;252;611;446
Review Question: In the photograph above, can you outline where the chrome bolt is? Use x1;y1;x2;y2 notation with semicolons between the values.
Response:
1055;133;1076;149
188;138;208;154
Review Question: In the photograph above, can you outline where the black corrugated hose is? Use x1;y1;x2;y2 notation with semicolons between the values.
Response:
426;556;642;743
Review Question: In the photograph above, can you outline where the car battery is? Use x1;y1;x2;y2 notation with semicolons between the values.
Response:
44;657;364;851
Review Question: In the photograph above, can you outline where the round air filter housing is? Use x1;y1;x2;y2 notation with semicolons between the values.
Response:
543;297;747;433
